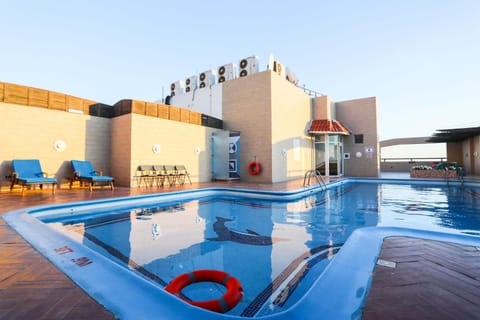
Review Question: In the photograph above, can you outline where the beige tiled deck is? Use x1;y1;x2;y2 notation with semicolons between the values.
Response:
1;178;479;319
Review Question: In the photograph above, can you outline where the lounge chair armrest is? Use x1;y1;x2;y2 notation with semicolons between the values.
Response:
95;171;103;176
42;172;55;178
10;172;18;182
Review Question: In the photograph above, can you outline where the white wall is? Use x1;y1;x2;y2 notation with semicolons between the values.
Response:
169;84;223;119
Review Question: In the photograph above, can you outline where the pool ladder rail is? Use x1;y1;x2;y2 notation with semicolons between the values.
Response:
445;167;465;187
303;169;327;191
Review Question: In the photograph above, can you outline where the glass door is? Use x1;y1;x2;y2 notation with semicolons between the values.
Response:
314;135;326;174
328;136;344;176
314;135;344;176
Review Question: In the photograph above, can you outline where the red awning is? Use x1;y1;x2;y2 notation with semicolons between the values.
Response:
308;119;351;135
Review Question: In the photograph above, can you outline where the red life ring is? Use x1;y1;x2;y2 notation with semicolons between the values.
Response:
165;270;243;313
248;162;261;175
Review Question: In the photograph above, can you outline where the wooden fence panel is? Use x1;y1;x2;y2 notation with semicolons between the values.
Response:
131;100;146;115
169;106;180;121
157;104;170;119
28;87;49;108
83;99;96;114
48;91;66;110
190;111;202;125
145;102;157;117
4;83;28;105
180;108;190;123
66;95;84;112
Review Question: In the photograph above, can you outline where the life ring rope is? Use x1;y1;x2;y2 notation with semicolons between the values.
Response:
165;270;243;313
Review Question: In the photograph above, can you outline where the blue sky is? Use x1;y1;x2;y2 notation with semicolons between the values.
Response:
1;1;479;141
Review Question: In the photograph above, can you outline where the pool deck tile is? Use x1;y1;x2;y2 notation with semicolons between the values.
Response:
1;178;479;319
362;237;480;320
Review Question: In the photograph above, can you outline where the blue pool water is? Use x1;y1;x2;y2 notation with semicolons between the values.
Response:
34;181;480;317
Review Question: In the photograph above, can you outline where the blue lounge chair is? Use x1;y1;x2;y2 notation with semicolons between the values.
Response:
70;160;114;191
10;159;58;194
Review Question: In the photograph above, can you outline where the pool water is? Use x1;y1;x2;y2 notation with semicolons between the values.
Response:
42;182;480;317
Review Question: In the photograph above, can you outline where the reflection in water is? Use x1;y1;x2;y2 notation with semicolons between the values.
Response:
151;223;160;240
47;183;480;316
207;216;288;245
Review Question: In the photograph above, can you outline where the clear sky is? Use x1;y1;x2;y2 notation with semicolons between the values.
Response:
1;1;479;141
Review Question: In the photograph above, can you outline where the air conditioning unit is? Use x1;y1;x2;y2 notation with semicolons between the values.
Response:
217;63;236;83
185;75;197;93
170;80;185;96
285;67;299;85
198;69;216;88
273;61;286;79
238;56;259;77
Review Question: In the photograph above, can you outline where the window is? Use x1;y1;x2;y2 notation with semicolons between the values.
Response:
354;134;364;144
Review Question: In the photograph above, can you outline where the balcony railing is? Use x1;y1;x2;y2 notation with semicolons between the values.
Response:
381;157;447;163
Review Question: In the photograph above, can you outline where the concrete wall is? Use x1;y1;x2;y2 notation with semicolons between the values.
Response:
446;142;463;166
110;114;132;187
222;71;273;183
169;84;223;119
111;113;221;187
270;73;313;182
312;96;332;120
474;136;480;175
1;100;221;190
0;102;111;189
335;97;379;177
222;70;313;183
129;114;219;186
460;136;480;175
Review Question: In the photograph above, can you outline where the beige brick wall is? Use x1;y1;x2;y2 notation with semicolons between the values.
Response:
270;73;313;182
1;99;220;190
222;71;273;182
112;113;221;187
0;102;111;189
312;96;332;120
336;97;379;177
222;70;312;183
110;114;132;186
222;70;313;183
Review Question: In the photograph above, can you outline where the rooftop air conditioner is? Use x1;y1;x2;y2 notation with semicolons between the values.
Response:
170;80;185;96
185;75;197;93
285;67;299;85
238;56;259;77
217;63;236;83
198;69;216;88
273;61;286;79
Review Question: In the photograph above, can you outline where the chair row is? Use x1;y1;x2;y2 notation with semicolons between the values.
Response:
9;159;114;194
136;165;192;187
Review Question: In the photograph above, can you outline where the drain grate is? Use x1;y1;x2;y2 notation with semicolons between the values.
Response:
377;259;396;268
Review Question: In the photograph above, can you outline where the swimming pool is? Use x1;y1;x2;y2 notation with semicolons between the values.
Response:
4;179;480;319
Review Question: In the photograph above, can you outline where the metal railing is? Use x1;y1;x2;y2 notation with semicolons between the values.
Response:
381;157;447;163
303;169;327;191
297;85;325;97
